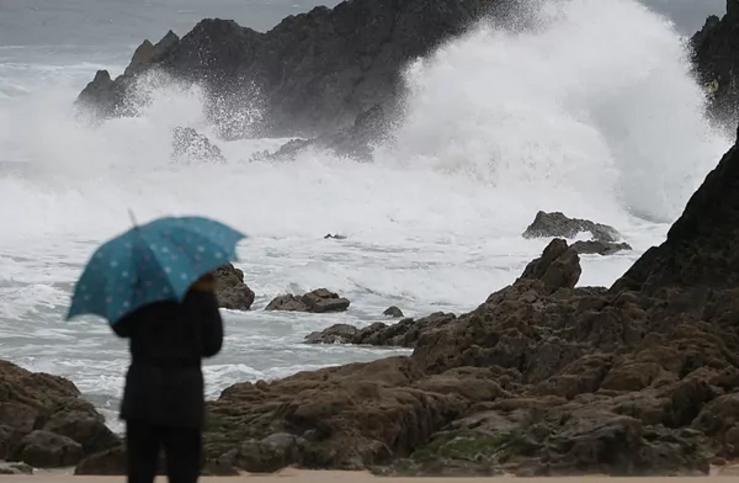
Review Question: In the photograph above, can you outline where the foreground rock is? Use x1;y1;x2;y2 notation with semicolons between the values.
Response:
77;0;508;137
171;127;225;164
266;289;350;313
196;130;739;476
0;361;119;471
691;4;739;125
213;263;255;311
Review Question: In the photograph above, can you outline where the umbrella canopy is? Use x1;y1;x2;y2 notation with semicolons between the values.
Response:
67;216;245;324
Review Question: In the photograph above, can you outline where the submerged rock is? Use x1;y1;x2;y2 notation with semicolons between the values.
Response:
523;211;622;242
213;263;255;311
171;127;225;164
266;289;350;313
305;324;359;344
571;240;632;256
383;306;404;318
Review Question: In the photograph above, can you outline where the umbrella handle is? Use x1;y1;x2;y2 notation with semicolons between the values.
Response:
128;209;139;228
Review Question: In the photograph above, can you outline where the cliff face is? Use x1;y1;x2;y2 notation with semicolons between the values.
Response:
691;0;739;126
78;0;504;137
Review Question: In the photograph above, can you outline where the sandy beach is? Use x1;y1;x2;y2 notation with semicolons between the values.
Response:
2;468;739;483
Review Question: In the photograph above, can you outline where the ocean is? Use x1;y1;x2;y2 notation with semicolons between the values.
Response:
0;0;730;430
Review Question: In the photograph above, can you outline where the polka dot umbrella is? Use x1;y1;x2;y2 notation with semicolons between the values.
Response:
66;216;246;325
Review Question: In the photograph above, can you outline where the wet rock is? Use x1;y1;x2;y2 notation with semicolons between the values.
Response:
324;233;347;240
236;433;301;473
213;263;255;311
13;430;83;468
305;324;359;344
523;211;622;242
171;127;225;164
74;446;126;475
266;289;350;313
42;401;120;455
75;0;499;136
691;8;739;124
519;238;581;292
199;136;739;475
383;306;404;318
125;31;180;76
571;240;632;256
0;462;32;475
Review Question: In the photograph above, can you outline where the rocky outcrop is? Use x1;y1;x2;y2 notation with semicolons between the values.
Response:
0;360;118;470
196;129;739;475
691;3;739;125
76;0;504;137
523;211;622;243
571;240;632;256
213;263;255;311
171;127;225;164
305;313;455;348
266;289;350;313
383;306;404;318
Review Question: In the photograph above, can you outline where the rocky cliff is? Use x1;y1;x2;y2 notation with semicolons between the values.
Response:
692;0;739;125
78;0;509;138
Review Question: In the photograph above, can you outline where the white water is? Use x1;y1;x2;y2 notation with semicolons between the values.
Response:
0;0;730;429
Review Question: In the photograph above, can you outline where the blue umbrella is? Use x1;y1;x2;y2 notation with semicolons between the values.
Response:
67;216;246;324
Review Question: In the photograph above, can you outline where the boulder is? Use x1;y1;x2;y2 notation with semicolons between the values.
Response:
523;211;622;242
42;402;120;455
571;240;632;256
13;430;83;468
383;306;404;318
305;324;359;344
171;126;225;164
236;433;301;473
213;263;255;311
74;446;126;475
519;238;581;291
266;289;350;313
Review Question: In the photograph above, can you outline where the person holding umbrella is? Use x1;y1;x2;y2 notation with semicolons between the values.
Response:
68;216;246;483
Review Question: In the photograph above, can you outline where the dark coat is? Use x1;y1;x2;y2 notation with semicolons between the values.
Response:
113;288;223;429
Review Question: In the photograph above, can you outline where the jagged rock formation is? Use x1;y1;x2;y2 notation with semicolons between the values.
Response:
178;132;739;476
171;127;225;164
523;211;622;243
77;0;508;138
692;1;739;125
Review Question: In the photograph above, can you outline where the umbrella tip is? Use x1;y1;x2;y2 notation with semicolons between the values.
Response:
128;209;138;228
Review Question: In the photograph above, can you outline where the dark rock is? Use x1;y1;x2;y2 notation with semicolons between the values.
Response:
266;288;350;313
76;0;499;137
691;6;739;125
198;136;739;475
383;306;404;318
213;263;255;311
0;425;17;460
171;127;225;164
571;240;632;256
74;446;126;475
324;233;347;240
42;401;120;456
13;430;83;468
519;239;581;292
305;324;359;344
523;211;622;242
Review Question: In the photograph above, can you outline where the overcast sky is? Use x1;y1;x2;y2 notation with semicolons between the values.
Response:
639;0;725;33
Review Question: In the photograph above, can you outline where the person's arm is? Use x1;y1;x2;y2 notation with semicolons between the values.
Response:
112;313;134;338
192;285;224;358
